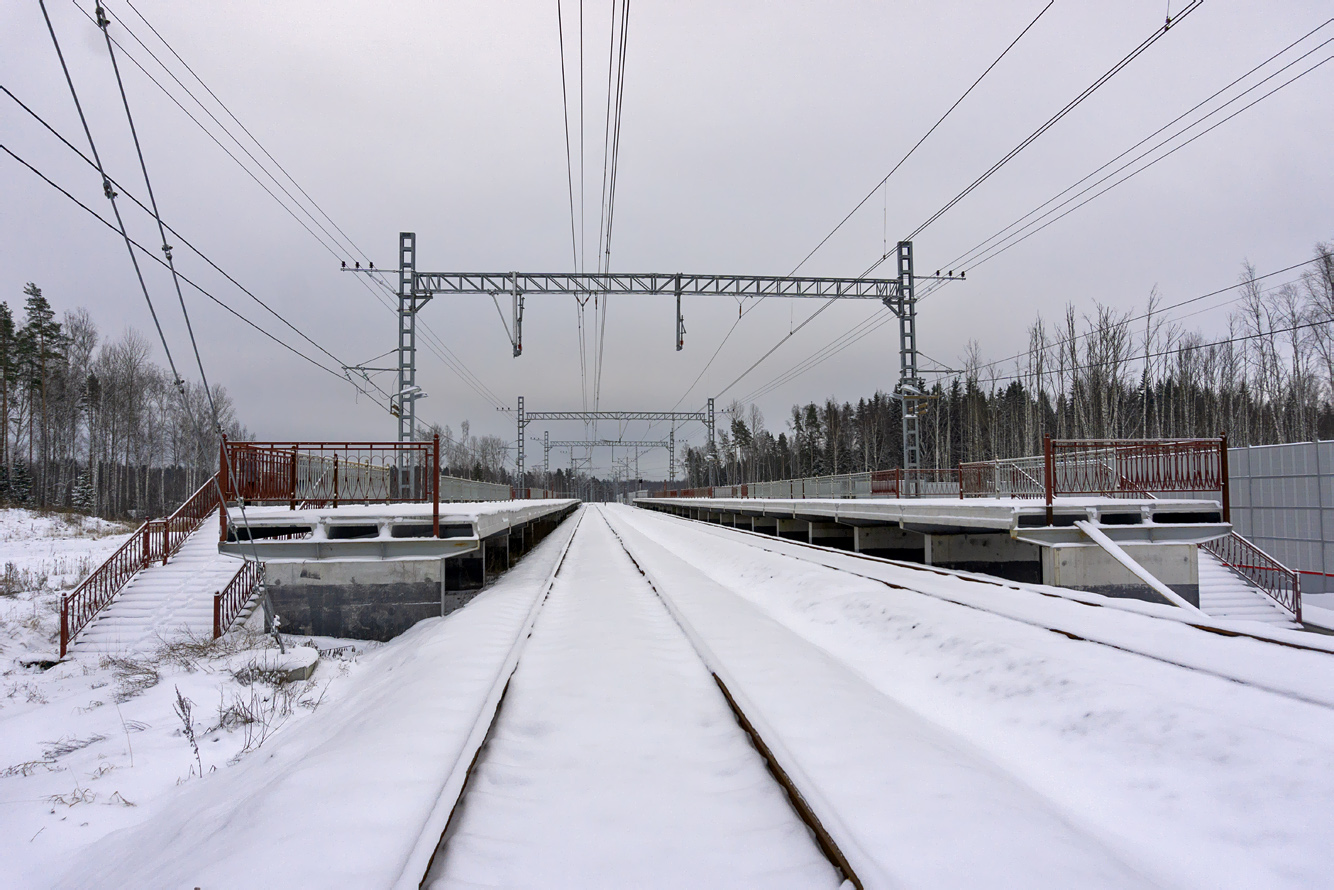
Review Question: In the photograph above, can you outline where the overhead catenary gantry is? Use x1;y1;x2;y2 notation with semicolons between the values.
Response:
514;397;712;483
354;233;948;473
539;437;678;480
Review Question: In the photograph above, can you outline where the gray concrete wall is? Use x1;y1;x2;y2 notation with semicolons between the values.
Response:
809;521;854;549
266;511;570;641
266;559;460;642
1042;542;1199;607
926;533;1042;584
853;525;924;559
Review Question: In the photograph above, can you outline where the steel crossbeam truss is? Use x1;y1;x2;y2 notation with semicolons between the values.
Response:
413;271;898;299
378;232;936;472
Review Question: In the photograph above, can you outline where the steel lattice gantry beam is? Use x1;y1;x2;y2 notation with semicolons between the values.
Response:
380;233;935;470
411;270;901;356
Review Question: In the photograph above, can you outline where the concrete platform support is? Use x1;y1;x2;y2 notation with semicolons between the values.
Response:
1042;543;1199;607
752;516;778;536
809;521;855;550
266;560;453;642
854;525;926;561
925;533;1042;584
267;510;573;641
777;518;810;541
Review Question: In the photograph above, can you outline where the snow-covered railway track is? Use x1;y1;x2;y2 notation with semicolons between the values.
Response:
414;506;849;889
601;506;1162;888
641;509;1334;710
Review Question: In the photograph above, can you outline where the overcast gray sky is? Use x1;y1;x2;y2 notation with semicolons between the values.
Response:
3;1;1331;477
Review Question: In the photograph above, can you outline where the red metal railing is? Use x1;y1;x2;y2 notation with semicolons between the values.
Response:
1201;531;1301;621
214;559;263;639
165;476;223;557
60;473;224;656
61;521;153;657
220;437;441;540
645;436;1230;516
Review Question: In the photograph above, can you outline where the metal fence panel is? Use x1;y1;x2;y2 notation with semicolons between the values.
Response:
1229;440;1333;594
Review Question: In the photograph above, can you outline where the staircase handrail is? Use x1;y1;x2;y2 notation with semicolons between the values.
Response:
61;521;156;657
214;559;263;639
60;472;224;656
165;473;223;556
1201;531;1301;622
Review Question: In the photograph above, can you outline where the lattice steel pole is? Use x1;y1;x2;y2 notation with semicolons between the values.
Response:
516;396;526;483
707;398;716;487
894;241;924;470
397;232;417;499
669;427;675;484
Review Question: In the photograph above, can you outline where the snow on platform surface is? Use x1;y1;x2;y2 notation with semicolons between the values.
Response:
611;504;1334;889
54;512;583;890
425;508;838;889
1197;547;1300;627
74;509;242;654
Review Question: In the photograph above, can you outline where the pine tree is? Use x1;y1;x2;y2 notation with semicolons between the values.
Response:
19;284;66;506
72;470;94;512
0;302;12;478
10;459;31;505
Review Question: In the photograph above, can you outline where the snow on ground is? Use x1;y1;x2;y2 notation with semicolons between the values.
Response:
45;509;582;890
0;509;377;889
609;504;1334;889
426;507;839;889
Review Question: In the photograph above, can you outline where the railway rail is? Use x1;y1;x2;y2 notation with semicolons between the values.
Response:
627;505;1334;710
409;506;853;889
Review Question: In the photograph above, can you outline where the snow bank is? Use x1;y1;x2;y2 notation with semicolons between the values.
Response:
50;508;580;890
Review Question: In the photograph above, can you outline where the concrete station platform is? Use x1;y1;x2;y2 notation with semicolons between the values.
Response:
636;496;1230;609
219;499;579;640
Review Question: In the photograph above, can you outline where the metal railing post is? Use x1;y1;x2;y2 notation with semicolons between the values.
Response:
219;434;229;543
289;446;298;510
213;591;222;639
1044;434;1055;525
60;596;69;658
333;454;339;508
433;434;440;538
1219;432;1231;524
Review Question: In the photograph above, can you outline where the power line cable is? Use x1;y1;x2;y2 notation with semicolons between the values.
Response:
789;0;1056;277
116;0;371;265
668;3;1055;412
83;2;505;414
729;12;1333;406
900;0;1205;246
922;47;1334;293
38;0;274;594
0;142;393;406
69;1;350;264
740;255;1328;405
1;83;365;377
929;19;1334;279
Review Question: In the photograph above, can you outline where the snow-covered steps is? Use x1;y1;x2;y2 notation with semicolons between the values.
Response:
73;510;245;654
1197;548;1301;628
